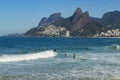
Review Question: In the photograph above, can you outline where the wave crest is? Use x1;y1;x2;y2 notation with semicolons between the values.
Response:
105;44;120;50
0;50;57;63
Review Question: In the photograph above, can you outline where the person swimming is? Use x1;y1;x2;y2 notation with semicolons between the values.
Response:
64;53;67;56
53;49;57;52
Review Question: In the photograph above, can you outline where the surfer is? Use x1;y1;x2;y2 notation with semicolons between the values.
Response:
73;53;76;59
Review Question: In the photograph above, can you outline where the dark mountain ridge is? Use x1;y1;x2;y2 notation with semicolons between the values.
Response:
38;13;63;27
25;8;120;37
100;11;120;29
53;8;91;33
53;8;105;36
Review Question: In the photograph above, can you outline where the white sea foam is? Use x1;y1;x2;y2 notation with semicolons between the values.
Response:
0;50;57;63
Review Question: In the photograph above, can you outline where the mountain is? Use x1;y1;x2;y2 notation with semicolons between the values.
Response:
53;8;106;36
25;13;64;36
37;13;63;27
53;8;91;33
100;11;120;28
25;8;120;37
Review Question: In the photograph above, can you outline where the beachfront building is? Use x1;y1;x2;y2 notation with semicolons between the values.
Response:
94;29;120;37
66;31;70;37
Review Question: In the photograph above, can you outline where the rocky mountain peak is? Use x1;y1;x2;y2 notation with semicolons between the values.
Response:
48;13;63;23
38;17;48;26
38;13;63;27
70;9;91;33
83;11;89;17
73;8;83;16
71;8;83;23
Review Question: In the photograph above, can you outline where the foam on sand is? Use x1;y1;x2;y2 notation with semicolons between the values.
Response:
0;50;57;63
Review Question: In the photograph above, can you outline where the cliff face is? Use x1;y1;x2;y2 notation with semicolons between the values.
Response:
38;17;48;26
70;11;91;33
48;13;63;23
38;13;63;27
53;8;91;34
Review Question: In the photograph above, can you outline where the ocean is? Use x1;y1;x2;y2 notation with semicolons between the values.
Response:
0;37;120;80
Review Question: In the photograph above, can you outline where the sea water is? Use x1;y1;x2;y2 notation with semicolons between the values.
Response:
0;37;120;80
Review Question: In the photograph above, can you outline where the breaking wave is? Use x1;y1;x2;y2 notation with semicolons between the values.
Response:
0;50;57;63
105;44;120;50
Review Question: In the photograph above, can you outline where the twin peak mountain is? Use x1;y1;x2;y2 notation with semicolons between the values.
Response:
25;8;120;37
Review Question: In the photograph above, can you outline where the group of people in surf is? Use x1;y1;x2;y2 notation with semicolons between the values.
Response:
53;49;76;59
64;53;76;59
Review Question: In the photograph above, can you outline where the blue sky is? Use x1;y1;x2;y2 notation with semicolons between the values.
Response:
0;0;120;36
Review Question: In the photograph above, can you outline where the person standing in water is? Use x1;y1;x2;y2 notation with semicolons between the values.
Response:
73;53;76;59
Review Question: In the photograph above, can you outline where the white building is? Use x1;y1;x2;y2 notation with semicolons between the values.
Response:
66;31;70;37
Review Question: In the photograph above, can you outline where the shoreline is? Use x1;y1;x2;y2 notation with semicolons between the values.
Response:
0;36;120;39
1;35;120;38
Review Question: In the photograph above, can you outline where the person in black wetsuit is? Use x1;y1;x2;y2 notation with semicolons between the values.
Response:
53;49;57;52
64;53;67;56
73;53;76;59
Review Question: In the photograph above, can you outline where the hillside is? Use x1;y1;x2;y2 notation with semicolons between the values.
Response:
100;11;120;29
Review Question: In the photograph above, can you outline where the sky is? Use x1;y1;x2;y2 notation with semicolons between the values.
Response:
0;0;120;36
